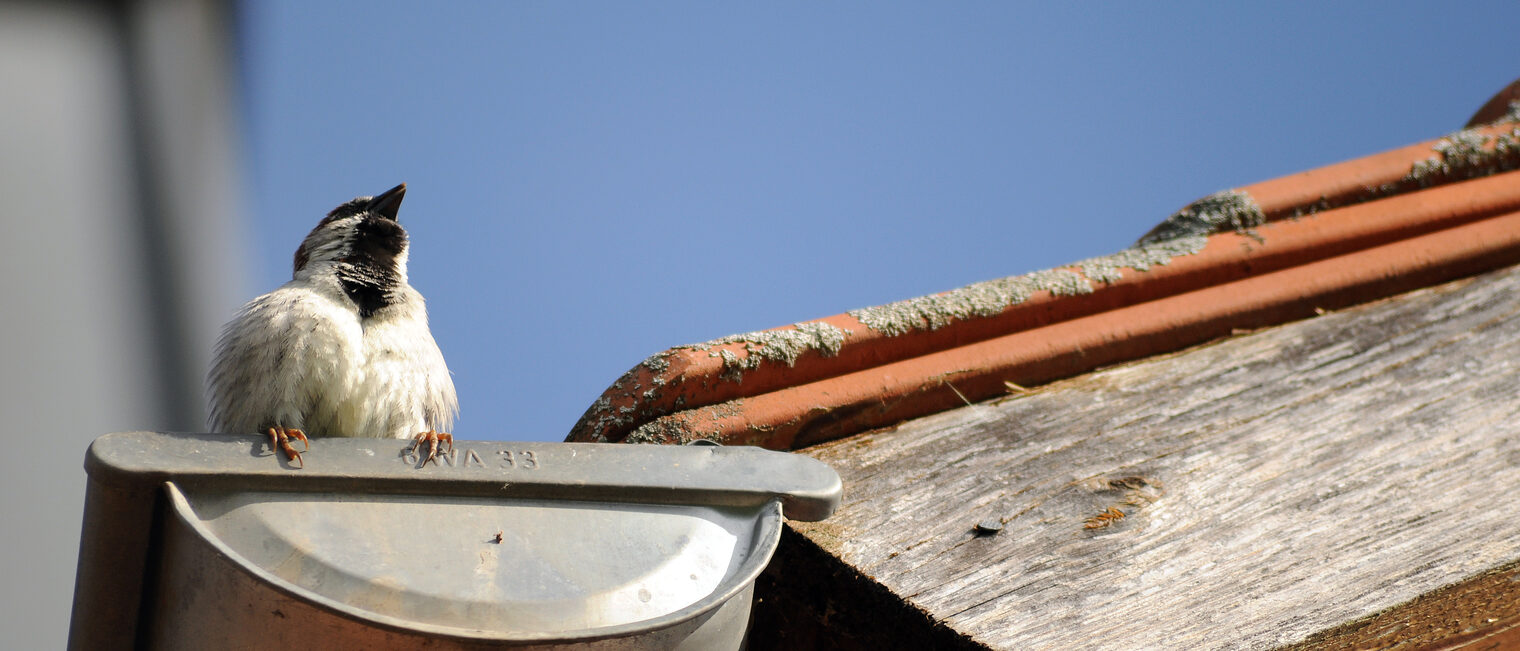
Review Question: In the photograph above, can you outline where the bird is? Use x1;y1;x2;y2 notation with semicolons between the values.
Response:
207;183;458;467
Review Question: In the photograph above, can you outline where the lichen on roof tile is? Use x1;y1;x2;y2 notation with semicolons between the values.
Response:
848;236;1212;337
1025;268;1094;297
1401;124;1520;189
568;352;678;441
849;268;1092;336
1079;236;1209;283
680;320;849;381
1135;190;1266;246
625;416;689;445
572;394;619;442
641;351;671;376
624;400;746;445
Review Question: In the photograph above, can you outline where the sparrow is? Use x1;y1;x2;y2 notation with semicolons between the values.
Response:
208;183;458;467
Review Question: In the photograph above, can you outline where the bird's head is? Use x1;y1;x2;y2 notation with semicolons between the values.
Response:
293;183;412;316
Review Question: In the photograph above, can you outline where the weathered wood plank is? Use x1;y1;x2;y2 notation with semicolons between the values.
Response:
779;262;1520;650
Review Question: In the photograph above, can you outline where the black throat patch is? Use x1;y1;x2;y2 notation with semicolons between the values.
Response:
337;217;407;318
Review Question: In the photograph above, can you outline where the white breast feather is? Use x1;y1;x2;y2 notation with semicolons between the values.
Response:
208;281;457;439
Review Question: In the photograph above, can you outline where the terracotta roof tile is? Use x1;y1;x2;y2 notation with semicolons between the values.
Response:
1466;77;1520;127
567;84;1520;450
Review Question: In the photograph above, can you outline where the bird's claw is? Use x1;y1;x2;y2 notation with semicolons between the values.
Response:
267;426;309;468
411;430;454;466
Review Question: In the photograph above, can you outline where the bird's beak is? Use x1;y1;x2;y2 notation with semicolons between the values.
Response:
368;183;407;221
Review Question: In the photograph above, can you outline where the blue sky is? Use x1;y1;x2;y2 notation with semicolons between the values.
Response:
238;3;1520;442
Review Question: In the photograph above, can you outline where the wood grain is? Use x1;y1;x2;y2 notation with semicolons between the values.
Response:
780;263;1520;650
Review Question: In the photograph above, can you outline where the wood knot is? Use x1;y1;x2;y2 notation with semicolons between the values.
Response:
1082;474;1165;532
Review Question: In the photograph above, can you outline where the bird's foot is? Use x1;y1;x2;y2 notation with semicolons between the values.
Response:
410;430;454;466
267;426;309;468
